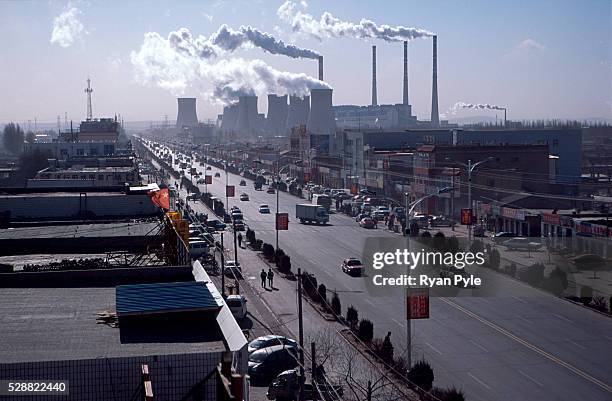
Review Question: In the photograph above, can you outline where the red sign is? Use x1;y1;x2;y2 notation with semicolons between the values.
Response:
148;188;170;210
205;175;212;184
460;208;473;225
407;288;429;320
303;172;311;182
276;213;289;230
350;183;359;195
226;185;235;197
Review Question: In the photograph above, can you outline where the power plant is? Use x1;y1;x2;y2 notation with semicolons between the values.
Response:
371;46;377;107
265;95;288;136
176;98;199;129
286;95;310;133
403;41;409;106
235;95;259;134
430;35;440;127
307;88;336;135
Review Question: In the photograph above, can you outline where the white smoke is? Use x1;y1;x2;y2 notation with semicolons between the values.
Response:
50;6;85;48
441;102;506;118
277;1;434;42
166;24;320;60
130;31;329;104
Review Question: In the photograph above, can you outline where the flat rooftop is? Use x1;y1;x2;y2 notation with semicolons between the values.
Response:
0;221;160;240
0;286;227;364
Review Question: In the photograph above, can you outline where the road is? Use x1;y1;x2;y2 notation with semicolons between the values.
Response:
150;142;612;401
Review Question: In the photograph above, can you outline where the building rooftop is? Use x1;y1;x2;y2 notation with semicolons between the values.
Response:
0;221;160;240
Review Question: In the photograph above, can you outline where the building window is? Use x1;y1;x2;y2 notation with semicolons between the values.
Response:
90;148;98;156
98;175;104;181
552;139;559;147
89;174;95;180
77;149;85;156
80;175;86;180
72;175;78;179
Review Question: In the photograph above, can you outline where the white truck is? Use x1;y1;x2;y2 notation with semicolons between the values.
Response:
296;204;329;225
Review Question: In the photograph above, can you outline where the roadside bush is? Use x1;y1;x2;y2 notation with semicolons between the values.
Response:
580;286;593;306
246;229;255;243
517;263;545;287
407;359;434;391
506;262;517;277
470;239;484;253
262;243;274;259
430;386;465;401
279;255;292;274
317;284;327;305
420;231;432;238
346;305;359;328
358;319;374;342
381;331;394;364
393;356;409;375
541;267;568;295
302;271;318;299
488;249;501;270
253;239;263;251
274;248;286;266
591;295;608;312
331;292;341;316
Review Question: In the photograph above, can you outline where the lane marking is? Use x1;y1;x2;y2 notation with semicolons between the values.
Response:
364;299;376;307
441;298;612;393
516;315;531;324
552;313;574;324
467;372;491;390
425;342;443;355
517;369;544;387
512;296;527;304
469;339;489;352
392;318;406;328
566;339;587;350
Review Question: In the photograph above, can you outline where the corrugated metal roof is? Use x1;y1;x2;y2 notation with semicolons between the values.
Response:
116;281;220;316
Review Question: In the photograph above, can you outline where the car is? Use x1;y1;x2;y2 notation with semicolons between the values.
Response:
359;217;377;229
233;219;246;231
206;219;226;231
188;240;209;258
230;206;241;213
267;187;276;194
231;212;244;221
223;213;232;223
196;178;206;184
186;194;199;201
206;166;212;170
502;237;543;251
473;225;486;237
239;179;247;186
224;260;242;278
259;204;271;214
226;295;247;320
248;345;299;384
492;232;516;243
240;193;249;201
355;212;369;222
572;254;607;270
375;206;390;217
431;216;452;227
410;215;430;229
215;172;221;177
248;335;298;354
341;258;363;276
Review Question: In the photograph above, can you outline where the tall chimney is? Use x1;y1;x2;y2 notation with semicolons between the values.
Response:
176;98;199;128
318;56;323;81
430;35;439;127
371;45;377;106
307;88;335;135
403;41;409;105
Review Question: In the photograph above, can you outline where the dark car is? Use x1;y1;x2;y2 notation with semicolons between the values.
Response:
341;258;363;276
248;345;299;384
267;187;276;194
214;172;221;177
239;179;247;186
206;219;226;231
233;219;246;231
492;232;516;243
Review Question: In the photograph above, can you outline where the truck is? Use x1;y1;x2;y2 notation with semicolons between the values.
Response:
267;369;343;401
254;175;266;191
312;194;332;212
296;204;329;225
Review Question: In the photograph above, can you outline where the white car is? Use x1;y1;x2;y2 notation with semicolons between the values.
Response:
259;204;271;214
226;295;247;320
503;238;543;251
188;240;209;258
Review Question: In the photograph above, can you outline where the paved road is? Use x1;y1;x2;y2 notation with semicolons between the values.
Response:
148;142;612;401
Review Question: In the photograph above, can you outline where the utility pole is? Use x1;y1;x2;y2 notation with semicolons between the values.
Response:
367;380;372;401
311;342;318;400
297;268;305;401
233;222;239;294
220;233;225;298
85;77;93;121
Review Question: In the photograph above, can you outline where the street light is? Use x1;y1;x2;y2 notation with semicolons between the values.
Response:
275;163;290;250
445;157;493;241
403;187;454;236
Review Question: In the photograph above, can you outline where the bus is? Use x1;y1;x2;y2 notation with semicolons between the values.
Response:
312;194;332;212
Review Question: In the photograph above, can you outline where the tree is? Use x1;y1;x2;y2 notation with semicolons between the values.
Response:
407;359;434;391
381;331;394;364
431;386;466;401
317;283;327;305
25;131;36;144
346;305;359;328
331;292;341;316
2;123;25;154
279;255;291;273
358;319;374;342
17;149;54;183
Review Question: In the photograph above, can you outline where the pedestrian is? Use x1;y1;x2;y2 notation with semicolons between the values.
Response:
260;269;267;288
237;233;243;248
267;268;275;288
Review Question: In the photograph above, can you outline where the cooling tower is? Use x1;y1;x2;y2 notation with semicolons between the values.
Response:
235;95;259;134
307;88;335;135
403;41;409;106
286;95;310;132
176;98;199;128
430;36;440;127
318;56;323;81
265;94;288;136
220;104;239;132
372;46;378;106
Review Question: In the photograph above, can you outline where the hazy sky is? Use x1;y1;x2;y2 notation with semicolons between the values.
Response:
0;0;610;126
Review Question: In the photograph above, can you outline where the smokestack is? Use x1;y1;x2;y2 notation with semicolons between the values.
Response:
403;41;409;105
318;56;323;81
286;95;310;132
266;94;288;136
176;98;199;128
371;46;377;106
235;95;258;134
307;88;335;135
430;35;439;127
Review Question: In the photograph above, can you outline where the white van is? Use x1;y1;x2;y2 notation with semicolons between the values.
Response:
189;240;209;258
226;295;247;320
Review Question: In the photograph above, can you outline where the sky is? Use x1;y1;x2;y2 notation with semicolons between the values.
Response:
0;0;610;127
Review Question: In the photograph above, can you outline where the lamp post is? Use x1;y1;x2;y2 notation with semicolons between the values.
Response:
275;163;290;250
445;157;493;241
403;187;454;236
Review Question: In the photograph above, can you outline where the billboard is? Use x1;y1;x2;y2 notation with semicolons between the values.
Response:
276;213;289;230
406;288;429;320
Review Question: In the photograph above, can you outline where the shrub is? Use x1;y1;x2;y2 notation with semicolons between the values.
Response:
274;248;285;266
506;262;517;277
262;243;274;259
580;286;593;306
302;272;318;299
358;319;374;342
246;229;255;243
591;295;608;312
317;284;327;305
381;332;394;364
407;359;434;391
470;239;484;253
448;236;460;253
279;255;292;273
421;231;432;238
541;267;568;295
488;249;501;270
393;356;409;375
253;239;263;250
430;386;466;401
331;292;341;316
346;305;359;328
517;263;545;287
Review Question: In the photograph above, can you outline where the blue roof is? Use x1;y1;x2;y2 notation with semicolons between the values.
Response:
116;281;220;316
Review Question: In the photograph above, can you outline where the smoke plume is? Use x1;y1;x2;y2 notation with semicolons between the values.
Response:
130;31;329;104
50;6;85;48
165;24;320;60
449;102;506;114
277;1;434;42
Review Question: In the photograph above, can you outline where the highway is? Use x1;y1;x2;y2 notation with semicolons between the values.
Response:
163;144;612;401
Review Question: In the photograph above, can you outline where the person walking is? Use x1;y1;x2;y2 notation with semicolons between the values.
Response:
237;233;243;248
267;268;275;288
260;269;267;288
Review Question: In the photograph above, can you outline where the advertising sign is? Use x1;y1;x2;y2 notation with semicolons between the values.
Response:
460;208;473;225
276;213;289;230
226;185;235;197
407;288;430;320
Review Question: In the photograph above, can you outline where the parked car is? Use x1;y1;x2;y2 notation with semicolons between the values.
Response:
206;166;212;170
231;212;244;221
248;335;298;354
267;187;276;194
240;193;250;201
206;219;226;231
430;216;452;227
473;225;486;237
341;258;363;276
223;213;232;223
215;172;221;177
248;345;299;384
224;260;242;278
186;194;199;201
359;217;377;229
230;206;241;212
233;219;246;231
226;294;247;320
189;240;209;258
239;179;247;186
502;237;543;251
259;204;271;214
375;206;390;217
492;232;516;243
197;178;206;184
572;254;608;270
